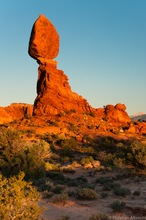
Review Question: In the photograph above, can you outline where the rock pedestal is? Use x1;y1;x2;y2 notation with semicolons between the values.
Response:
33;61;92;115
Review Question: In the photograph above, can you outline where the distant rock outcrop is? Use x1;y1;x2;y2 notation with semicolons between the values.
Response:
28;14;94;116
0;103;33;124
130;113;146;122
105;103;131;124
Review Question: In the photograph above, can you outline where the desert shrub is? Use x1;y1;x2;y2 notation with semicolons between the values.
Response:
111;200;126;211
52;192;68;204
0;127;22;146
80;156;94;165
89;111;96;117
52;184;65;194
100;192;108;199
26;129;36;138
113;157;126;169
113;186;131;197
102;182;121;191
47;119;59;127
67;176;88;187
95;136;146;169
134;176;141;183
0;172;41;220
95;177;113;185
55;137;78;162
45;162;59;171
46;171;66;184
76;188;97;200
60;146;73;158
0;128;51;178
84;135;94;143
89;213;111;220
67;189;76;197
57;137;78;150
24;140;51;178
127;139;146;168
99;153;115;166
133;190;141;196
68;122;76;132
43;133;54;143
56;138;78;158
102;182;113;191
60;165;76;174
80;145;95;154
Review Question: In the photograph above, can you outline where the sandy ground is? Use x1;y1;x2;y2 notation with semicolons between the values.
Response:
39;168;146;220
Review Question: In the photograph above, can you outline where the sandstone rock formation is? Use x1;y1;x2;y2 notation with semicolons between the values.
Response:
28;14;59;62
33;62;93;115
28;14;94;116
0;103;33;124
28;14;134;130
105;103;131;124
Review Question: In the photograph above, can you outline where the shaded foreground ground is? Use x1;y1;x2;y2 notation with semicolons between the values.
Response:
41;168;146;220
40;168;146;220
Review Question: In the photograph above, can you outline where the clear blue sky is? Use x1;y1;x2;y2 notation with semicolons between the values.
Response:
0;0;146;115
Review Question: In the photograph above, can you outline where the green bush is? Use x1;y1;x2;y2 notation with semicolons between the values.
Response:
133;190;141;196
113;186;131;197
52;184;65;194
0;172;41;220
80;156;94;165
76;188;97;200
67;176;88;187
111;200;126;212
46;171;66;184
95;137;146;169
100;192;108;199
95;177;113;185
102;182;121;191
0;128;51;178
128;139;146;167
60;165;76;174
52;192;68;204
56;137;78;158
57;137;78;150
0;127;22;146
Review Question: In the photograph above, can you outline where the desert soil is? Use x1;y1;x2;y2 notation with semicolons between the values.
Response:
40;168;146;220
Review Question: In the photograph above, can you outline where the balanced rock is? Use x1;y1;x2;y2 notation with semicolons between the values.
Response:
28;14;59;61
28;15;93;115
